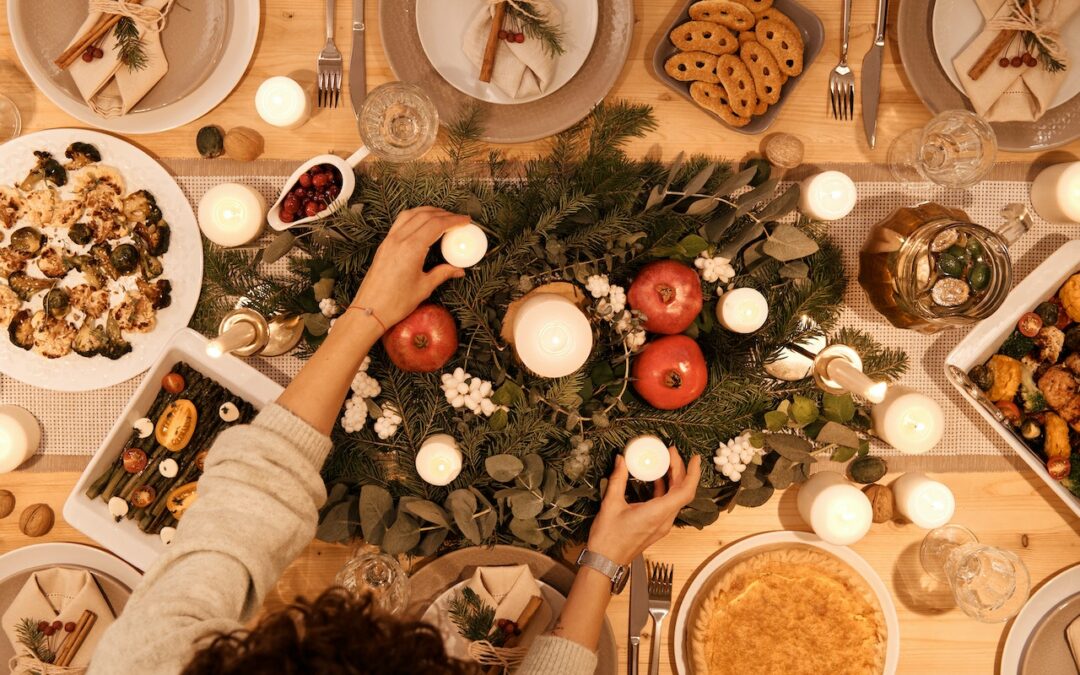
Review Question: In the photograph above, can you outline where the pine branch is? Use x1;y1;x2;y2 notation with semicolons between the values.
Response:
114;17;147;71
506;2;565;57
15;618;55;663
448;588;503;644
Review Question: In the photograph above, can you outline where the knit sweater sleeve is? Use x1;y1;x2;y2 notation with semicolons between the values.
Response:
516;635;599;675
88;403;332;675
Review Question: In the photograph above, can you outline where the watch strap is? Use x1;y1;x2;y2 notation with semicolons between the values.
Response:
576;548;629;594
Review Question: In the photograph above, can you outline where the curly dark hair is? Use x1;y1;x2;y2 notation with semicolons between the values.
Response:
180;588;478;675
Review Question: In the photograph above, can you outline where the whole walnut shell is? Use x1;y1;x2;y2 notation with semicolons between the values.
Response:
0;490;14;519
863;484;894;523
224;127;265;162
19;503;54;537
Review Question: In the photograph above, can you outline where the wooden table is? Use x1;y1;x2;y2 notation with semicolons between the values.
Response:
2;1;1080;674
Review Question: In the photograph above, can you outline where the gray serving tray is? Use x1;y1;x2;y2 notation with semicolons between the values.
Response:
652;0;824;134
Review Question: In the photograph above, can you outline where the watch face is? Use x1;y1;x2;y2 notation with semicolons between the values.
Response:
612;568;629;594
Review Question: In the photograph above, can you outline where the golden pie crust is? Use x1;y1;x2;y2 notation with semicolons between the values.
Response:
689;547;886;675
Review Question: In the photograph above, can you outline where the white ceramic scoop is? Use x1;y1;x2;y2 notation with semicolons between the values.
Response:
267;146;371;231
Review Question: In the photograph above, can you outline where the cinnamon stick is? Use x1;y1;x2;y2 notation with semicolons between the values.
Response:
479;1;507;83
483;595;544;675
54;610;97;667
54;0;145;71
966;0;1043;81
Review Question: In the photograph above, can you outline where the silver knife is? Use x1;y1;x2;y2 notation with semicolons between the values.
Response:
628;555;648;675
861;0;889;148
349;0;366;117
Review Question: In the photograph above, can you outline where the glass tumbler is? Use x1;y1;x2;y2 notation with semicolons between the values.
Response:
0;94;21;142
334;548;410;615
358;82;439;163
888;110;997;188
920;526;1030;623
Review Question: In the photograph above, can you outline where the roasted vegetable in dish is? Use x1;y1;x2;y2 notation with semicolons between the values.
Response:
134;221;170;256
109;243;140;275
10;227;46;255
64;142;101;170
43;288;70;319
72;319;107;357
7;309;33;349
19;151;67;191
7;271;54;301
67;221;94;246
101;315;132;360
123;190;161;225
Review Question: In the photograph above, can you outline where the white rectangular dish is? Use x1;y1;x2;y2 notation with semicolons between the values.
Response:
63;328;284;570
944;239;1080;520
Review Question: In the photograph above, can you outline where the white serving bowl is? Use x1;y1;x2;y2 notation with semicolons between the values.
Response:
944;239;1080;520
63;328;284;571
267;147;370;231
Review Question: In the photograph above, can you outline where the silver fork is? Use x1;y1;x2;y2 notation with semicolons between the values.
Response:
646;560;672;675
317;0;343;108
828;0;855;120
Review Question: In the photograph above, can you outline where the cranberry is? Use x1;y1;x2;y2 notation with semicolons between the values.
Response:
291;185;306;198
1010;55;1023;67
37;621;49;632
92;46;104;58
998;57;1010;68
279;209;295;223
64;622;76;633
305;188;316;199
319;163;334;173
1023;53;1037;67
327;184;341;199
44;627;56;637
312;172;329;188
283;195;301;214
298;173;312;188
51;621;62;631
304;201;321;217
82;50;94;63
498;29;508;39
515;33;525;43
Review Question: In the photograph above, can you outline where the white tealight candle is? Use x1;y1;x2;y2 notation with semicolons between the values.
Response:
799;171;857;221
255;76;312;129
715;288;769;333
1030;162;1080;223
892;472;955;529
0;405;41;473
440;223;488;268
623;435;671;482
415;434;463;486
872;386;944;455
512;293;593;378
796;471;873;546
198;183;267;247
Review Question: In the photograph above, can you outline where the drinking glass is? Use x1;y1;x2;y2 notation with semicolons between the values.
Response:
0;94;21;142
358;82;439;163
334;548;410;615
888;110;997;188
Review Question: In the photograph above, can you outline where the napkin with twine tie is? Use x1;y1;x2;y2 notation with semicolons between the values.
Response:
464;565;552;648
462;0;562;99
953;0;1078;122
1;568;116;671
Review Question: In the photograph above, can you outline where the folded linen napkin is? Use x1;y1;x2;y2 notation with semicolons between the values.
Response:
462;0;562;99
1069;614;1080;670
953;0;1078;122
464;565;552;647
1;568;116;669
65;0;174;118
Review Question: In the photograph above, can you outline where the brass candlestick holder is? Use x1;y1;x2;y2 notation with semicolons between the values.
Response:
208;309;306;358
788;342;888;403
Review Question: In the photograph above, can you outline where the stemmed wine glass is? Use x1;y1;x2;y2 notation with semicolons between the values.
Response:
888;110;997;189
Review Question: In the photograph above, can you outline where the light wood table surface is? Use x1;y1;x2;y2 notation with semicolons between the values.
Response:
2;1;1080;674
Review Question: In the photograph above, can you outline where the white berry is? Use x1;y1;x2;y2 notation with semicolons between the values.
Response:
319;297;340;317
586;274;611;298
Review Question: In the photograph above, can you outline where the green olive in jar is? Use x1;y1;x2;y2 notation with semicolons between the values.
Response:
946;244;970;264
938;253;965;278
965;238;985;260
968;263;991;291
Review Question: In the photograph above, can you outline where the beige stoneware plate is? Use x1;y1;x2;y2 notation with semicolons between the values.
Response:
1001;563;1080;674
7;0;259;134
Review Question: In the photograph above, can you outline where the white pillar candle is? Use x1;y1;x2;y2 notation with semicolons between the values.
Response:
255;76;312;129
440;223;488;268
512;293;593;378
415;434;463;486
1030;162;1080;223
892;472;955;529
872;386;944;455
198;183;267;247
623;435;671;482
0;405;40;473
825;357;888;403
206;322;257;358
796;471;873;546
715;288;769;333
799;171;857;221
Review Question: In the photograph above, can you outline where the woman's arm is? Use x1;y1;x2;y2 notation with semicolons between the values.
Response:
90;208;469;675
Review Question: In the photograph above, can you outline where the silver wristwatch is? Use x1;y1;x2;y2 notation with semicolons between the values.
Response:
576;548;629;594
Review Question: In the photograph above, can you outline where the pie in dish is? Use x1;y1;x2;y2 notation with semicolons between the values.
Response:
690;546;886;675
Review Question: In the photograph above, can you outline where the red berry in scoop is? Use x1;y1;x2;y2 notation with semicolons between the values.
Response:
44;627;56;636
82;50;94;63
312;172;330;188
93;46;104;58
1010;56;1023;67
298;173;312;188
51;621;62;631
305;201;321;217
279;209;295;223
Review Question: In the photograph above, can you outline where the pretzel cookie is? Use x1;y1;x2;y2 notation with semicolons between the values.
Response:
669;21;739;55
755;19;804;77
665;52;720;83
690;82;751;127
753;8;801;44
688;1;756;31
715;54;759;118
730;0;774;13
739;40;783;104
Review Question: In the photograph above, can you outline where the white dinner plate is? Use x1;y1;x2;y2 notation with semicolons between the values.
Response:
0;129;202;392
415;0;599;105
421;579;565;661
7;1;259;134
932;0;1080;110
671;531;900;675
1001;563;1080;674
0;542;142;591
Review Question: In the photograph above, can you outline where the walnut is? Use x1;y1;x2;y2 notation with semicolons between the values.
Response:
19;503;54;537
0;490;14;518
862;484;894;523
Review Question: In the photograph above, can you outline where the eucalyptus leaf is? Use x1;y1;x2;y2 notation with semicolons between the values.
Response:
740;468;765;490
735;177;779;214
488;408;508;431
491;380;525;407
485;454;524;482
764;410;788;431
510;491;545;519
765;433;814;462
716;221;765;260
663;151;686;191
416;527;449;557
382;511;421;555
742;240;768;268
303;312;331;337
779;261;809;279
704;207;738;244
686;198;719;216
541;467;558;505
262;231;297;264
645;185;665;211
400;498;451;529
822;393;856;423
752;184;800;222
762;224;820;262
364;398;384;418
509;517;546;546
815;421;862;449
446;489;482;544
830;445;858;463
711;167;757;197
790;395;819;426
591;362;615;387
768;457;796;490
325;482;350;507
315;500;353;543
359;484;394;546
735;484;775;507
520;454;544;490
678;504;721;529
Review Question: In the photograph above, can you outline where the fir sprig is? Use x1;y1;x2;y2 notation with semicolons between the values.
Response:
448;588;505;645
15;618;55;664
507;2;565;57
114;17;147;71
1022;32;1066;74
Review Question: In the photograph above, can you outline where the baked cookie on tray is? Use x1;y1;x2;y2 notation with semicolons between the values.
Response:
669;20;739;55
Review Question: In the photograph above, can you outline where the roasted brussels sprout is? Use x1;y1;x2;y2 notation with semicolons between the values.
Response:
10;227;45;255
8;271;54;301
19;151;67;191
134;221;170;256
72;319;106;357
101;315;132;360
7;309;33;350
123;190;162;226
1065;325;1080;354
138;246;164;280
90;243;120;280
969;364;994;391
110;243;140;275
67;254;105;290
136;278;172;310
43;288;70;319
64;142;102;170
68;222;94;247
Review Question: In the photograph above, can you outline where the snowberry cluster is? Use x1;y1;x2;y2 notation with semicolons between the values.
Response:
350;357;381;398
713;431;761;482
440;368;505;418
564;437;593;480
588;274;644;350
694;254;736;284
319;297;340;317
340;396;368;433
340;357;383;433
373;405;402;439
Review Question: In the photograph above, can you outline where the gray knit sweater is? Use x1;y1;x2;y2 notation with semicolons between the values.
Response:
89;404;597;675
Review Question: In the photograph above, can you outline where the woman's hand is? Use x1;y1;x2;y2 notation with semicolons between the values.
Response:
351;207;469;329
586;448;702;565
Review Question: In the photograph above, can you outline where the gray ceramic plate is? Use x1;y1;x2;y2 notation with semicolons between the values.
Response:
652;0;824;134
897;0;1080;152
379;0;633;144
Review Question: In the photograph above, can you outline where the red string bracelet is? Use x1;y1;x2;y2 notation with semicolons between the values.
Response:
346;304;388;333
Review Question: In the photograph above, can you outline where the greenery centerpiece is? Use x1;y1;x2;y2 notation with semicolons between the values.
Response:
197;102;906;556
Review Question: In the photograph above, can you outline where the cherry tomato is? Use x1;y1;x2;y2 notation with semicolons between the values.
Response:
162;372;186;394
1018;312;1043;337
995;400;1021;425
122;447;149;473
1048;456;1070;480
131;485;157;508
